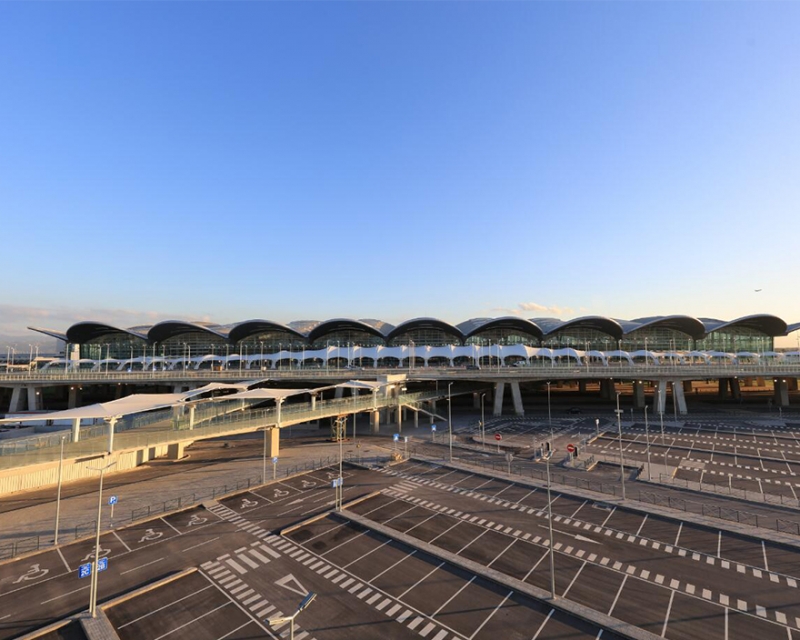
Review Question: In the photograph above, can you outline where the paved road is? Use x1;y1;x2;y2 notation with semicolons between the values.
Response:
371;459;800;639
0;464;379;639
589;420;800;499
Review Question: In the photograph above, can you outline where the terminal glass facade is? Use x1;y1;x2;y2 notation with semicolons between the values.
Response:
238;331;306;353
542;328;617;351
80;335;149;360
157;332;229;357
621;328;694;352
310;329;384;349
465;329;540;346
389;328;462;347
696;329;773;353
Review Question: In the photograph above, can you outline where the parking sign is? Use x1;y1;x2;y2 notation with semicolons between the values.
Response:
97;557;108;572
108;495;118;505
78;563;92;579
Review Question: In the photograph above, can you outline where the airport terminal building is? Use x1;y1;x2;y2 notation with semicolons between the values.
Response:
26;314;800;370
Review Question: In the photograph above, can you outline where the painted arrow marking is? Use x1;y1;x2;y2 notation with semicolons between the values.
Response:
276;573;309;597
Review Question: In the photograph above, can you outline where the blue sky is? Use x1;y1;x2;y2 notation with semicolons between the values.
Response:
1;1;799;342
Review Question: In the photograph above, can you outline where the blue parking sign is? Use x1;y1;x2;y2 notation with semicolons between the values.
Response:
108;495;118;505
78;563;92;579
97;557;108;572
272;457;278;464
393;434;399;442
431;425;437;432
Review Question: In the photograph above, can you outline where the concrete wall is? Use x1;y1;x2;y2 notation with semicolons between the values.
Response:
0;444;171;497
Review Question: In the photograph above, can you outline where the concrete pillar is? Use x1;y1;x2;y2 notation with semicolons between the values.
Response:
510;382;524;416
311;394;317;410
672;381;687;415
107;417;117;453
600;380;616;400
166;442;187;460
430;400;436;424
68;386;82;409
578;380;587;393
654;380;668;414
27;387;41;411
72;418;81;443
334;387;344;399
371;410;380;434
473;393;480;409
632;381;645;409
718;379;729;400
414;410;419;428
774;379;789;407
136;448;150;465
683;380;693;393
493;382;505;417
265;427;280;457
789;378;799;391
730;378;741;400
188;405;196;430
9;387;24;412
115;385;124;399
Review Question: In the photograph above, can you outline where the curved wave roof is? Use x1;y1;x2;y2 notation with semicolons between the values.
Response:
461;316;544;341
308;318;388;343
66;322;149;344
227;319;305;344
386;317;463;343
148;321;229;343
541;316;625;340
699;314;787;336
29;313;796;345
626;315;707;339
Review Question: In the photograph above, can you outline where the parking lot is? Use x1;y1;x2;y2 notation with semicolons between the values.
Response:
589;420;800;499
281;515;622;640
373;460;800;639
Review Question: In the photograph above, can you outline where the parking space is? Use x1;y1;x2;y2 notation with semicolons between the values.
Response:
0;550;65;597
281;516;619;640
113;518;179;552
379;461;800;638
58;531;130;571
162;505;225;534
105;570;260;640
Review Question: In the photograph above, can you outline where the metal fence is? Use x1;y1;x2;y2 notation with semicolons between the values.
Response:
0;451;385;561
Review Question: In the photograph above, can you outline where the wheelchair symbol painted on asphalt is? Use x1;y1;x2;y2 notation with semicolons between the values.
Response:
241;498;258;509
13;564;49;584
188;514;207;527
273;489;289;498
81;548;110;562
300;480;316;488
139;528;163;543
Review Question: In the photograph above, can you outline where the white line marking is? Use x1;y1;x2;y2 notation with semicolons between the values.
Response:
121;557;165;575
182;537;220;552
113;530;133;552
41;584;90;604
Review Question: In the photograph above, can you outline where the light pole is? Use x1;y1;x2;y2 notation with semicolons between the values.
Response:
268;592;316;640
480;393;486;450
447;382;453;462
262;427;268;483
53;435;66;545
88;459;116;617
615;391;626;500
545;449;557;599
644;404;651;481
546;381;552;451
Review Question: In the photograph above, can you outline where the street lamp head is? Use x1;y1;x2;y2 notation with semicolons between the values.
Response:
297;592;317;612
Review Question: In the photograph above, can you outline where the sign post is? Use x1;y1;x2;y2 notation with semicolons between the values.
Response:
272;456;278;480
494;433;502;453
108;495;117;520
431;424;437;443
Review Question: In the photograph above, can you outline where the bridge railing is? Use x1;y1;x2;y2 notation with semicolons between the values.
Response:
0;390;447;469
2;362;800;383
